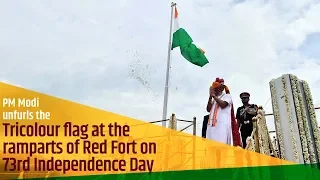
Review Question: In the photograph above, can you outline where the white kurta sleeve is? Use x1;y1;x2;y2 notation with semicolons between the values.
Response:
222;94;233;106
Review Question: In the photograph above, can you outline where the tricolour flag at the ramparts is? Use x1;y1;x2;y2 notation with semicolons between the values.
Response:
171;6;209;67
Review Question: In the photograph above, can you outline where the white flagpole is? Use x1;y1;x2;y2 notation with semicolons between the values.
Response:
162;2;176;127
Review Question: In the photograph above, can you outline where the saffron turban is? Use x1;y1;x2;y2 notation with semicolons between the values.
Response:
211;78;224;89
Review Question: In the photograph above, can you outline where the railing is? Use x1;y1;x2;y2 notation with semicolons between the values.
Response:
134;114;197;169
148;114;197;136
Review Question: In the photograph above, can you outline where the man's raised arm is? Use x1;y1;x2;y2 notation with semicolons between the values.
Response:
213;95;228;109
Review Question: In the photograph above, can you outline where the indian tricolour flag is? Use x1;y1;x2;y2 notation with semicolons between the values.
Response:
171;6;209;67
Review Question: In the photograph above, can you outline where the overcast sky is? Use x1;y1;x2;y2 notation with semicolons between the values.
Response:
0;0;319;136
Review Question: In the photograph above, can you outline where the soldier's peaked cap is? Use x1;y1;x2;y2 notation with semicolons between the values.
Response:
240;92;250;98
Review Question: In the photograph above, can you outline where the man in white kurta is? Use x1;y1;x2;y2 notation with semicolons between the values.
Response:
206;79;233;145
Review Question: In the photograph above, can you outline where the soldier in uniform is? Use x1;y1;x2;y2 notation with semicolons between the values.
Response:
236;92;258;148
